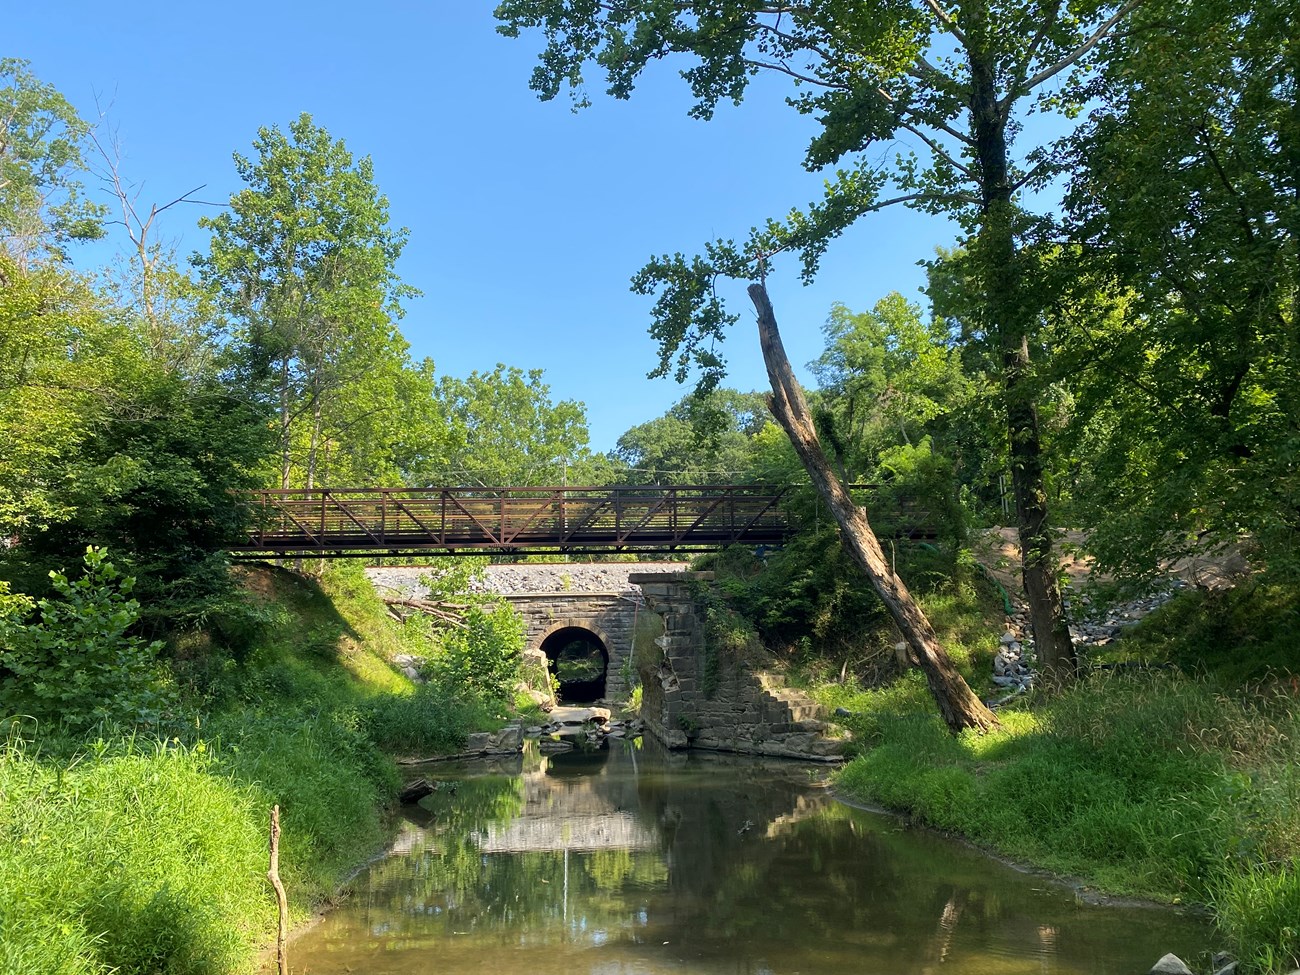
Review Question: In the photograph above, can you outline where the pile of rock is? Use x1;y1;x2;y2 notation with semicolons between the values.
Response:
991;628;1034;695
990;579;1190;702
391;653;425;682
365;562;688;599
524;706;644;751
1064;580;1188;652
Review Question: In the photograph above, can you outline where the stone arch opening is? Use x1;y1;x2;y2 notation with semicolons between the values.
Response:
539;626;609;703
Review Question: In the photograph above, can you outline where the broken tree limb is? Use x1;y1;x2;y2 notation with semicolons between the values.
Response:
381;597;468;628
748;282;998;733
268;805;289;975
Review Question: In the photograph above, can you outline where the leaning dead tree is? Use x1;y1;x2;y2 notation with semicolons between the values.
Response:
750;283;998;734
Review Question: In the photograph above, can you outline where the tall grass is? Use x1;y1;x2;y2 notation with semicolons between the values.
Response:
833;672;1300;971
0;736;269;975
0;559;510;973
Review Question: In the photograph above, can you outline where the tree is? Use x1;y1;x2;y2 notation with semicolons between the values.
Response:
613;388;772;484
0;254;271;615
752;283;995;730
194;114;416;490
0;256;118;538
497;0;1148;712
0;58;105;266
1056;0;1299;583
813;293;983;469
413;364;595;486
0;547;171;733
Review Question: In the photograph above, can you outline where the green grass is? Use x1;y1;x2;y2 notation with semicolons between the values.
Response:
0;736;270;975
0;558;511;974
1111;582;1300;684
812;568;1300;972
833;671;1300;971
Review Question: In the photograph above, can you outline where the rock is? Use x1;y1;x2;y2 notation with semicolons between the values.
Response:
525;726;544;737
487;725;523;754
1212;963;1238;975
398;779;435;804
455;725;523;755
551;706;611;725
538;738;574;753
1148;954;1194;975
1211;952;1236;970
520;688;552;709
1000;630;1018;644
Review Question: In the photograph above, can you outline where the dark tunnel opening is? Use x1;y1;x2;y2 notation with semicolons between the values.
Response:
539;626;609;704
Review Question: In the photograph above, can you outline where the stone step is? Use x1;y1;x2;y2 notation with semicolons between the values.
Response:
756;671;787;691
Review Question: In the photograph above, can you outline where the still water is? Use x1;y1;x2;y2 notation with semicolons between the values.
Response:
293;738;1213;974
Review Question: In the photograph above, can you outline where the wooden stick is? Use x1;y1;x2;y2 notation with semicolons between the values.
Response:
268;805;289;975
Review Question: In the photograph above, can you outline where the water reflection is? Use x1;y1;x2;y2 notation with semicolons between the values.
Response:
293;739;1212;975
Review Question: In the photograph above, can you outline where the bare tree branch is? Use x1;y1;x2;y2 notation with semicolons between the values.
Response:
1011;0;1146;104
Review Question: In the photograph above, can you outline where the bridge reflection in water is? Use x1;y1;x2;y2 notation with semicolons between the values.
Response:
230;484;790;558
293;740;1213;974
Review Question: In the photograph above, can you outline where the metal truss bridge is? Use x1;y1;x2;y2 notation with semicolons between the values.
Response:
229;485;793;559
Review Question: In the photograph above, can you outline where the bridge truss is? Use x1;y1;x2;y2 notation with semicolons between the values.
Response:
229;485;791;559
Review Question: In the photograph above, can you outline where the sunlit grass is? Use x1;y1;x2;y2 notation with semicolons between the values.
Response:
834;670;1300;971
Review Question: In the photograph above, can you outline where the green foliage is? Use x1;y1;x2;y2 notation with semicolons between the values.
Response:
0;58;106;263
360;683;496;756
1113;584;1300;685
403;560;525;706
0;254;271;627
0;548;172;733
613;388;774;484
1056;0;1299;584
413;363;597;486
497;0;1137;393
431;603;524;705
0;257;121;538
195;112;420;490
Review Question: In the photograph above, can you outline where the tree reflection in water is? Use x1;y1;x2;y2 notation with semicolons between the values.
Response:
297;739;1212;975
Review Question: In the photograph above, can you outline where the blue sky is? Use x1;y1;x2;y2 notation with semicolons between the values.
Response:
10;2;961;451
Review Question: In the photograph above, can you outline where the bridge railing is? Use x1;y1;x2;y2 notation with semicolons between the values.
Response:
230;484;791;557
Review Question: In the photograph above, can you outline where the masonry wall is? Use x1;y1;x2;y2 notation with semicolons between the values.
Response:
629;572;846;762
504;592;640;704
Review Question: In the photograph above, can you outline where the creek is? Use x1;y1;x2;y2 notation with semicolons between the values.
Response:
292;738;1213;974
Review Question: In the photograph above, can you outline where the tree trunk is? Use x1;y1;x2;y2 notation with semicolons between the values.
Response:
748;283;998;733
967;32;1077;681
278;357;293;491
306;392;323;491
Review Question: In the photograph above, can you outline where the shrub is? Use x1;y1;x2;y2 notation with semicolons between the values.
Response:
0;547;173;732
360;683;495;756
430;603;524;706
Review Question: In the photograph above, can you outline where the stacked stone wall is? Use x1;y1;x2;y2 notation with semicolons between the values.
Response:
629;572;846;762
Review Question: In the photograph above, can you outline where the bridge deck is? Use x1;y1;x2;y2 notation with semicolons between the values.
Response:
230;485;791;558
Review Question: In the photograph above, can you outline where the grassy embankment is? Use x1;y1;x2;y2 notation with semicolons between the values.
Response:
0;561;500;975
818;573;1300;973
